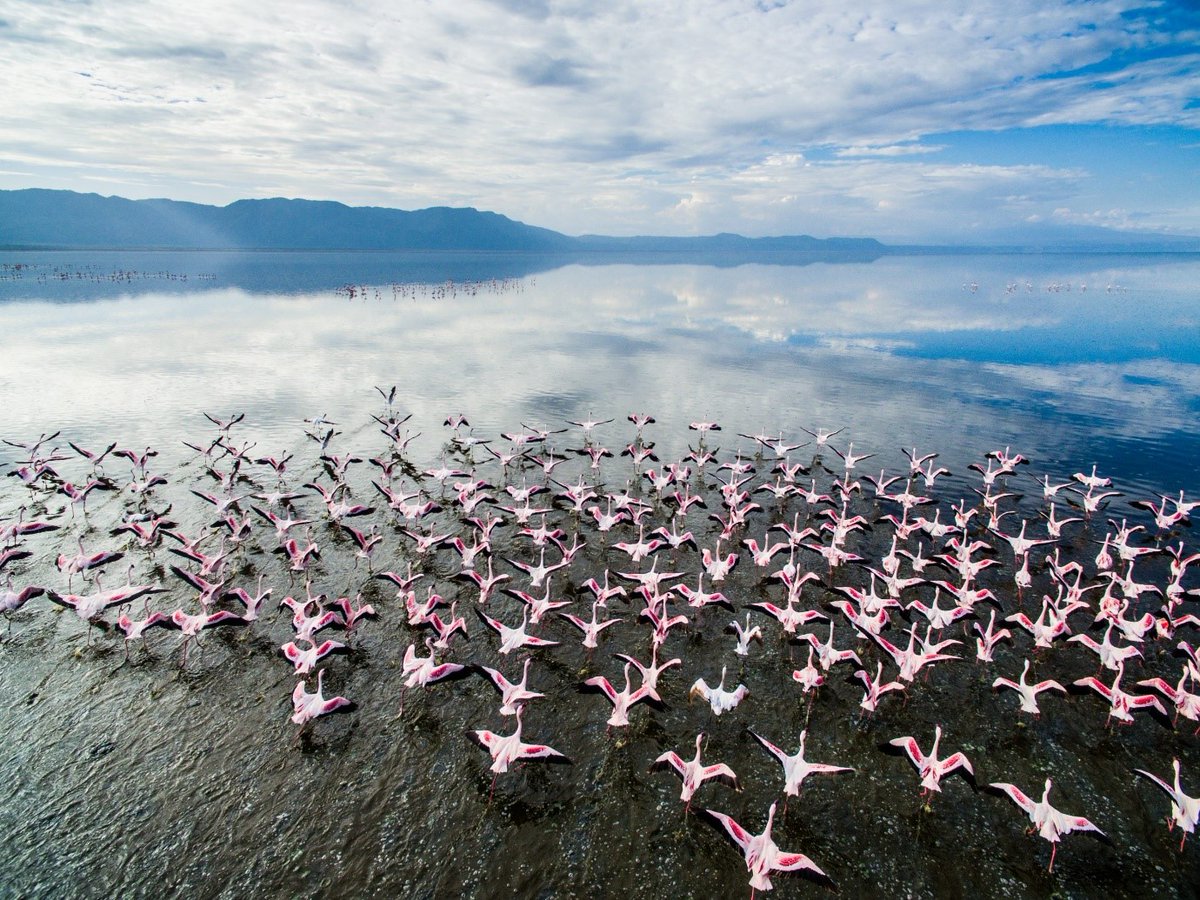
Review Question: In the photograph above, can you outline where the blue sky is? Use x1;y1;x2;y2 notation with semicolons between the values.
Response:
0;0;1197;241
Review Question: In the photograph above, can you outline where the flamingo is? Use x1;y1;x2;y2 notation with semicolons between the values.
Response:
989;778;1105;872
854;662;905;714
1134;759;1200;850
750;729;854;798
476;607;560;656
728;613;764;656
706;802;828;896
992;659;1067;715
584;662;653;727
689;666;748;716
888;725;974;795
469;708;569;784
401;637;465;690
282;637;345;675
291;669;352;726
613;646;681;702
480;658;545;715
654;732;740;809
560;601;622;650
1074;662;1167;724
1137;671;1200;728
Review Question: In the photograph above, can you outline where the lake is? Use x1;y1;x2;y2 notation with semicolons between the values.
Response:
0;249;1198;897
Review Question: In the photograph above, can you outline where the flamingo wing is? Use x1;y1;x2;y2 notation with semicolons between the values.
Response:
706;809;752;851
1074;676;1113;699
773;851;827;876
749;730;787;764
941;752;973;776
991;782;1036;814
1049;808;1104;837
889;735;923;766
428;662;466;682
656;751;686;776
471;729;500;749
584;676;618;703
517;742;569;763
701;763;739;786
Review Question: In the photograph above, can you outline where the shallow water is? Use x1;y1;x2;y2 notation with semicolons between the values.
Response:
1;250;1199;898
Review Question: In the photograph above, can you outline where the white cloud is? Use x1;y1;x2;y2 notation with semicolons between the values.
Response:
0;0;1196;239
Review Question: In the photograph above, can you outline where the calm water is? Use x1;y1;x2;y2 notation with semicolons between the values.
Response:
1;250;1198;898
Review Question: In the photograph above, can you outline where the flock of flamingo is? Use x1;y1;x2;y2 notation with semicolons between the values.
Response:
1;392;1198;894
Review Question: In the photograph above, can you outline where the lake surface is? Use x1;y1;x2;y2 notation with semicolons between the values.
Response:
1;249;1198;897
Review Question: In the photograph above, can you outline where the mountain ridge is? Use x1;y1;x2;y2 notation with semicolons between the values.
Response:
1;188;1197;253
0;189;882;253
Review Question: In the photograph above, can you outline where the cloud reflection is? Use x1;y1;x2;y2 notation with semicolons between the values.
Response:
0;256;1197;493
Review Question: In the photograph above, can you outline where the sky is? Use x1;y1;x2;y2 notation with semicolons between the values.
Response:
0;0;1198;242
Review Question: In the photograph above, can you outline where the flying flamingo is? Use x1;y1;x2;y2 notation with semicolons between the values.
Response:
399;638;466;712
559;601;622;650
706;802;828;896
291;669;352;727
282;637;345;675
689;666;748;716
654;732;740;810
750;729;854;801
469;708;570;795
888;725;974;796
476;607;560;656
992;658;1067;715
613;646;681;702
989;778;1105;872
584;662;654;727
479;658;545;715
1073;662;1167;724
1134;759;1200;850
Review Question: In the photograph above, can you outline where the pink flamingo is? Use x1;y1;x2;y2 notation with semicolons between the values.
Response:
480;658;545;715
654;733;740;810
291;669;352;726
469;708;569;794
992;658;1067;715
989;778;1105;872
750;729;854;799
888;725;974;795
706;801;828;896
585;662;653;727
1134;759;1199;850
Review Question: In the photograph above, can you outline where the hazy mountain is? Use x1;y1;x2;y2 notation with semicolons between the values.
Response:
0;189;576;252
0;189;882;255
